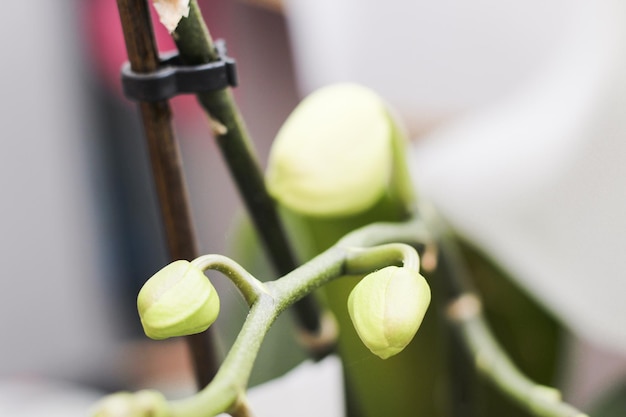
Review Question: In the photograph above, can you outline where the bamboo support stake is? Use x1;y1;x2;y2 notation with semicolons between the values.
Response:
115;0;219;388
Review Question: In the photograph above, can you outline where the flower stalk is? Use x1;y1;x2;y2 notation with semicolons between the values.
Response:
92;218;587;417
448;294;588;417
163;0;327;342
171;220;431;417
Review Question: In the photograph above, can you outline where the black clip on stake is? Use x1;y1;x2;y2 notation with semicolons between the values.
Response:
121;40;238;102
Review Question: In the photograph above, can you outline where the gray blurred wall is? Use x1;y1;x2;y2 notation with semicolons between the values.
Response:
0;2;117;382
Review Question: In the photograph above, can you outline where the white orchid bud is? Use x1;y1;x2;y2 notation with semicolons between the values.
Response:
266;83;413;218
137;260;220;340
91;390;168;417
348;266;431;359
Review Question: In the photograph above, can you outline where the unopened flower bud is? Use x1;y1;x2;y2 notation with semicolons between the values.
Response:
348;266;430;359
137;260;220;340
91;390;168;417
266;83;412;218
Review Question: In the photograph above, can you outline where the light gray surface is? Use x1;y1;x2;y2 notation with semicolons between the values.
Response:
0;1;117;381
0;379;101;417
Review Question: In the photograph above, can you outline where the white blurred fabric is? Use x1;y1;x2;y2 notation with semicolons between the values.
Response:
285;0;626;354
243;355;344;417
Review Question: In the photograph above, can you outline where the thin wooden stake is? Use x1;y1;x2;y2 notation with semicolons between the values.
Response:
116;0;219;388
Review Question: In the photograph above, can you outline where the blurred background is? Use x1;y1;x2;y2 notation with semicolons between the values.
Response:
1;0;626;415
0;1;303;414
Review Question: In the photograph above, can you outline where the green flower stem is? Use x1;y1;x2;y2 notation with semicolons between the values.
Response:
271;219;432;308
344;243;421;274
423;204;581;417
191;254;269;306
171;292;277;417
94;216;587;417
172;0;324;336
448;294;588;417
337;217;433;248
169;219;429;417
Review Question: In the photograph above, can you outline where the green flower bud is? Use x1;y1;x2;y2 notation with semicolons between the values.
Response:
137;260;220;340
91;390;169;417
347;266;431;359
266;83;413;218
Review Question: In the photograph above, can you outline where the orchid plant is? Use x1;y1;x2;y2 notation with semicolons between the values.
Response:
92;1;590;416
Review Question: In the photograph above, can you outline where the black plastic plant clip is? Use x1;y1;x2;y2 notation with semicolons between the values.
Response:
121;40;238;102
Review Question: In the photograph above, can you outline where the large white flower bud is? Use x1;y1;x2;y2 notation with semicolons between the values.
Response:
266;83;413;218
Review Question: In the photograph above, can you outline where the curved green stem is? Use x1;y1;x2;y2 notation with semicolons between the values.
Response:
345;243;421;274
168;219;429;417
171;292;276;417
448;294;588;417
93;216;589;417
169;251;346;417
337;217;432;248
425;202;588;417
191;254;269;306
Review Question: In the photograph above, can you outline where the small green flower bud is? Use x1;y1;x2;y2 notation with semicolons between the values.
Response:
347;266;431;359
137;260;220;340
91;390;168;417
